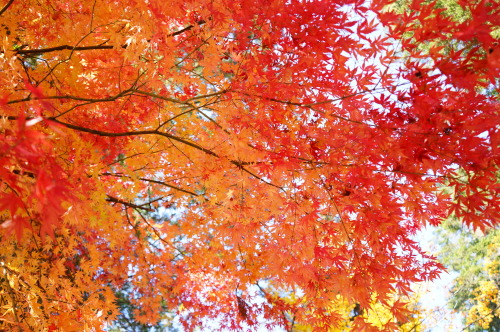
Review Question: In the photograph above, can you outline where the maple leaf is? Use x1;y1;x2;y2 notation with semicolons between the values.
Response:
0;0;498;331
2;215;31;242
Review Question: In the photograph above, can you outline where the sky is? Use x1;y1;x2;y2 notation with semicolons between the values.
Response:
416;226;463;332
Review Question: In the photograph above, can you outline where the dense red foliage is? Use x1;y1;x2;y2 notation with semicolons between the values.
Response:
0;0;498;330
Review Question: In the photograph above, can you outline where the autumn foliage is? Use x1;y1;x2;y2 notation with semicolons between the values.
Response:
0;0;499;330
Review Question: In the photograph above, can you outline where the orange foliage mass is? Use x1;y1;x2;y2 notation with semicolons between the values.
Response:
0;0;499;330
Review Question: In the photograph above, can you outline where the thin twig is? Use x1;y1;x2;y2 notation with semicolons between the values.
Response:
0;0;14;16
106;195;155;212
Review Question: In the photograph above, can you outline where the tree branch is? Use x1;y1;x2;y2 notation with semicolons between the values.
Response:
11;20;207;55
0;0;14;17
6;89;134;105
48;117;219;157
15;44;115;55
106;195;154;212
101;173;199;196
170;19;206;37
3;115;283;190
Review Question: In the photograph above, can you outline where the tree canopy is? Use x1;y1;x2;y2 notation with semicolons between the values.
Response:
0;0;499;330
438;217;500;331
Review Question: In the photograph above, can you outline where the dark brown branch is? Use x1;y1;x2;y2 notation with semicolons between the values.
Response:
131;89;187;104
12;20;207;55
231;161;283;190
15;44;115;55
2;115;216;156
0;0;14;17
3;115;283;190
101;173;199;196
170;20;206;37
106;195;154;212
7;89;134;105
12;169;35;178
5;88;224;107
139;178;199;196
48;117;219;157
58;118;281;190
